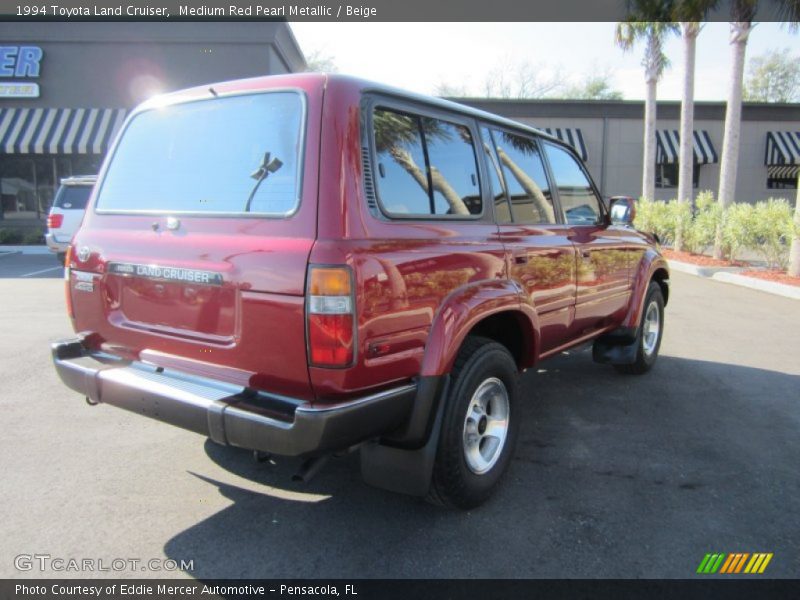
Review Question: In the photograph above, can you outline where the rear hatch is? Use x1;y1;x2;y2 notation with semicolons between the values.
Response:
69;80;322;401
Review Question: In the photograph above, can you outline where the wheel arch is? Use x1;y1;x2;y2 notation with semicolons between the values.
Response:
622;251;670;330
652;267;670;306
420;280;539;377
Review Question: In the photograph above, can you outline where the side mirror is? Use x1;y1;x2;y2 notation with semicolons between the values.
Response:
609;196;636;226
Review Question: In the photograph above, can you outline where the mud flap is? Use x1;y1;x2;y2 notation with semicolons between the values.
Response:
592;330;638;365
360;377;449;497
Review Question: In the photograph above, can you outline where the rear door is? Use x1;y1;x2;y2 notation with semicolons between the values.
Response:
481;126;577;355
70;84;322;400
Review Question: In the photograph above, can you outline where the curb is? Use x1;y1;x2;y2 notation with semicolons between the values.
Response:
0;245;52;255
665;260;744;278
712;272;800;300
667;259;800;301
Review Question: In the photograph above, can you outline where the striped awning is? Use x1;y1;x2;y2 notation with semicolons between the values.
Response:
765;131;800;165
655;129;718;165
0;108;127;155
543;128;588;162
767;165;799;179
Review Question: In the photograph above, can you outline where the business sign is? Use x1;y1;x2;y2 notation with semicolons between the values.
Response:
0;45;43;99
0;82;39;98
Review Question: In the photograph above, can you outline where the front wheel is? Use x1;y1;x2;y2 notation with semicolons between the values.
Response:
614;281;665;375
427;336;520;509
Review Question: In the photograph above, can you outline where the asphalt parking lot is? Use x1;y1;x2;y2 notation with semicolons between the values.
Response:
0;252;798;579
0;252;63;279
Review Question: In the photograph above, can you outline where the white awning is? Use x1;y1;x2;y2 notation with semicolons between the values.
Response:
765;131;800;165
0;108;127;155
542;128;588;162
655;129;718;165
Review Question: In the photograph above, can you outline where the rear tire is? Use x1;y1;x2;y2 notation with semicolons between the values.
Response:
427;336;520;509
614;281;664;375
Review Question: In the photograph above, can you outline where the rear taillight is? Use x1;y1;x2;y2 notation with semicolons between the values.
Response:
47;213;63;229
64;245;74;319
307;266;355;368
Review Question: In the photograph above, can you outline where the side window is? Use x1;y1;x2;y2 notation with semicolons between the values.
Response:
423;118;482;216
544;143;603;226
372;107;481;217
491;130;556;224
480;126;512;223
373;108;431;215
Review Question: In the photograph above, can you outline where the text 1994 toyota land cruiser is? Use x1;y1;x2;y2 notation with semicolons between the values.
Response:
52;74;668;508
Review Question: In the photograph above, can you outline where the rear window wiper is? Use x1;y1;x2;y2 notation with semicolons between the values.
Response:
244;151;283;212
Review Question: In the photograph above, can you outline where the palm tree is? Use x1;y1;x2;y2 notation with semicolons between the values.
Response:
714;1;800;259
671;1;719;250
616;19;678;203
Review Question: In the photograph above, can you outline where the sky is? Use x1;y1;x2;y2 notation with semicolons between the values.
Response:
290;22;800;101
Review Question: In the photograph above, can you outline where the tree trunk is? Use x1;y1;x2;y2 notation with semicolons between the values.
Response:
430;166;470;215
642;76;657;202
495;147;555;223
714;21;752;259
789;177;800;277
389;147;429;191
675;23;699;252
388;146;469;215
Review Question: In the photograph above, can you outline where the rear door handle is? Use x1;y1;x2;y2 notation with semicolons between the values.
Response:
513;253;528;264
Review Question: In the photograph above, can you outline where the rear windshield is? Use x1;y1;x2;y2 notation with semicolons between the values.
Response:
95;92;304;216
54;185;92;210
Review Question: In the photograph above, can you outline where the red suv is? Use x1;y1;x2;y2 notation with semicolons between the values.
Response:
52;74;668;508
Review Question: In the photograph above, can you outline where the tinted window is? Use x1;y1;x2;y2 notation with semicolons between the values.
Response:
544;143;602;225
373;109;431;215
96;92;303;215
373;108;481;217
491;130;555;224
424;118;481;215
480;127;511;223
54;185;92;210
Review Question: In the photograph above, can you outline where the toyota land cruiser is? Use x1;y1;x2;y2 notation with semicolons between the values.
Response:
51;73;669;508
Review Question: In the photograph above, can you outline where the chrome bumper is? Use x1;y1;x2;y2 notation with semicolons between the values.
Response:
51;339;416;457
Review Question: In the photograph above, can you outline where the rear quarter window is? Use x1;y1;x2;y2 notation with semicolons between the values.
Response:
54;186;92;210
372;107;482;218
95;91;304;216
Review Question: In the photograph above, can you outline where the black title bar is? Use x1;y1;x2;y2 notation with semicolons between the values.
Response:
4;579;800;600
0;0;794;22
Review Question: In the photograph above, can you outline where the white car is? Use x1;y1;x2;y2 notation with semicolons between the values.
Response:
45;176;96;263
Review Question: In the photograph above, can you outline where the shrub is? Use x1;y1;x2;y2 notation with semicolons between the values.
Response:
0;229;23;244
686;191;723;255
22;230;44;245
750;199;794;270
723;202;757;262
634;198;675;245
630;192;795;270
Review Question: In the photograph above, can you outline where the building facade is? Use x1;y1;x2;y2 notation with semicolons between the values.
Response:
0;22;306;225
460;98;800;205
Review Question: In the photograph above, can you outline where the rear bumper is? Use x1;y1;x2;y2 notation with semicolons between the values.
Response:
45;233;68;253
51;339;416;457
